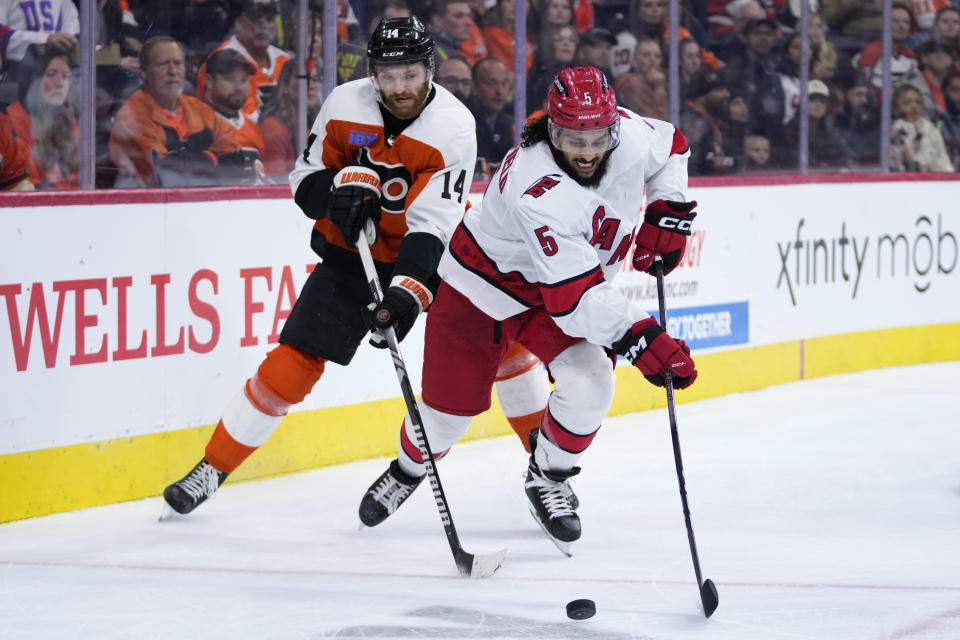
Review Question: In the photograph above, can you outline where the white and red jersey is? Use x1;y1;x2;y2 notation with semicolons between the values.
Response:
0;0;78;61
289;78;477;264
440;109;690;348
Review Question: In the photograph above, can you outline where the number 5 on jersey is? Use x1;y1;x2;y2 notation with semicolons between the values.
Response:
535;226;558;256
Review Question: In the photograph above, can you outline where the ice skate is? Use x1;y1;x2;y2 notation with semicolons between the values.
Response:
528;428;579;509
358;459;425;527
161;458;229;517
525;457;581;556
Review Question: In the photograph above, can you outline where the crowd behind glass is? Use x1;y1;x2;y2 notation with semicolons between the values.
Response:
1;0;959;192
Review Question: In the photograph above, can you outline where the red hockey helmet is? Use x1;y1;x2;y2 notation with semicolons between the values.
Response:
547;66;621;153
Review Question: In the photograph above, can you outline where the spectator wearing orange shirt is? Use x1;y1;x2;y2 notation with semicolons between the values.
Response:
482;0;534;73
109;36;239;188
0;102;33;191
196;0;292;123
7;45;78;189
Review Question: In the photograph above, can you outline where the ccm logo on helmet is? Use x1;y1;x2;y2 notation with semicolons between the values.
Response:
658;216;693;233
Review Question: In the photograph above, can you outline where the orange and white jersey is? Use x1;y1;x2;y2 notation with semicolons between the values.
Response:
214;109;265;156
289;78;477;265
196;35;291;123
440;109;690;347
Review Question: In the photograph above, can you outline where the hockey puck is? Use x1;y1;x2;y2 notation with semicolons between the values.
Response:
566;598;596;620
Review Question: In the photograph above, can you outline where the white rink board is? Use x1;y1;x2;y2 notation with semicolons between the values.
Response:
1;179;958;454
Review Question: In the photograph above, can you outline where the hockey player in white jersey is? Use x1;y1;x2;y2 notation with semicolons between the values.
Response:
0;0;78;61
359;66;698;552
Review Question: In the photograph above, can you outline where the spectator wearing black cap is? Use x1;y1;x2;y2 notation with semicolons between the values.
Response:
202;48;267;185
574;27;616;79
196;0;292;124
722;16;785;143
833;66;881;166
904;39;956;121
679;69;737;176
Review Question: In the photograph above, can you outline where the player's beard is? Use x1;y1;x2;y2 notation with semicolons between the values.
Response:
382;80;431;120
553;148;613;187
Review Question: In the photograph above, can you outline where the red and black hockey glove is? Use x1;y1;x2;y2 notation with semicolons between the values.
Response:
328;166;382;247
633;199;697;276
364;276;433;348
613;317;698;389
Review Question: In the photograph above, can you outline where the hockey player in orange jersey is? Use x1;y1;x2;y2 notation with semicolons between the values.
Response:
162;16;551;517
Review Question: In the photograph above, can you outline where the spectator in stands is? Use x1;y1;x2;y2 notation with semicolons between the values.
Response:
907;6;960;58
833;67;881;167
723;17;785;142
8;45;78;189
855;3;918;93
679;68;737;175
534;0;575;56
904;39;955;121
109;36;240;188
0;101;33;190
573;27;616;79
907;0;950;31
889;83;953;172
259;59;321;182
743;133;771;171
196;0;292;124
709;0;767;63
679;37;703;101
723;91;750;165
526;22;577;113
821;0;885;56
0;0;78;64
430;0;482;67
436;57;474;103
468;57;514;166
939;71;960;169
202;48;267;185
780;79;852;169
776;33;804;127
614;36;667;119
482;0;535;73
610;0;722;80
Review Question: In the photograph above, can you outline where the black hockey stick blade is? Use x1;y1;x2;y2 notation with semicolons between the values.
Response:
701;578;719;617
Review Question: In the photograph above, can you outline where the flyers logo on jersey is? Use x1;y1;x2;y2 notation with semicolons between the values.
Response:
349;130;379;146
358;147;413;214
523;174;562;198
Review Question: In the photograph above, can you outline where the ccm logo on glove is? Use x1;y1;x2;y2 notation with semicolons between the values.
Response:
633;199;697;276
613;317;698;389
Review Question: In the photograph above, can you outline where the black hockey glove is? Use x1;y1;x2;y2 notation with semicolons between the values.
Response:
328;166;382;247
364;276;433;348
152;148;216;187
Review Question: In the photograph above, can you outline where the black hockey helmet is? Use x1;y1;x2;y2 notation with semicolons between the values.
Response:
367;16;435;74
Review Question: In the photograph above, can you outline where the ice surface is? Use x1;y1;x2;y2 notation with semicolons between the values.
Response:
2;362;959;639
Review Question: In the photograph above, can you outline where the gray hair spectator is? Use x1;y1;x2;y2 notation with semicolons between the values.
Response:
109;36;239;187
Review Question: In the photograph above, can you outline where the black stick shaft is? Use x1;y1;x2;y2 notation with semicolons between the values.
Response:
655;258;716;616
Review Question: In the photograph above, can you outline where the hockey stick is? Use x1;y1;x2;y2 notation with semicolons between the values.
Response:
356;228;507;579
654;256;719;618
